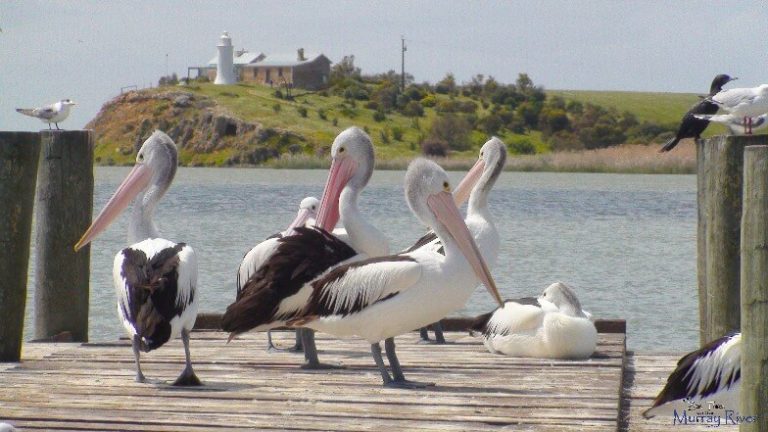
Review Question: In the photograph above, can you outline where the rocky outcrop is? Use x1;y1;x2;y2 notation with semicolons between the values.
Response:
87;89;307;166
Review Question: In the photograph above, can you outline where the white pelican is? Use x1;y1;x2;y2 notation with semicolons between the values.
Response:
643;332;741;419
224;127;389;369
694;112;768;135
471;282;597;359
235;196;318;352
407;137;507;343
74;130;200;386
279;158;503;388
709;84;768;134
0;422;17;432
16;98;76;130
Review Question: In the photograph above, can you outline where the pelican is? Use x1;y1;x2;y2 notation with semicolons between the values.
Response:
471;282;597;359
223;127;389;369
709;84;768;134
235;196;319;352
643;332;741;419
74;131;200;386
277;158;503;388
406;137;507;343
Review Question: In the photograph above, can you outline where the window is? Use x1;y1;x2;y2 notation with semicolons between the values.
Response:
265;69;271;82
278;67;283;77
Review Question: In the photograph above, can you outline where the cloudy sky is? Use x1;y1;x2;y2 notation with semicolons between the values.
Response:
1;1;766;130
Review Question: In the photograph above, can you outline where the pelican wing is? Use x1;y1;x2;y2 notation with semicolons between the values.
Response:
296;254;423;320
402;230;438;253
485;299;547;337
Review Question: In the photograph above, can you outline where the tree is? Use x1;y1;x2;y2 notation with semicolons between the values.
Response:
435;73;457;95
330;55;361;83
428;114;471;151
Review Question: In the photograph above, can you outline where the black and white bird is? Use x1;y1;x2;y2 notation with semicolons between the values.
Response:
235;196;319;352
223;127;389;369
708;84;768;135
659;74;736;152
279;158;503;388
16;99;76;130
406;137;507;344
643;332;741;419
75;130;201;386
693;112;768;135
470;282;597;359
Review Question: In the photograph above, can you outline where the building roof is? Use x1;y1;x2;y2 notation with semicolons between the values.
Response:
207;51;265;66
249;52;326;67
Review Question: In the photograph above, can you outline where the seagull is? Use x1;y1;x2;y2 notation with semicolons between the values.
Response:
693;113;768;135
470;282;597;359
283;158;503;388
659;74;736;152
708;84;768;135
407;137;507;344
74;131;201;386
643;332;741;419
16;99;77;130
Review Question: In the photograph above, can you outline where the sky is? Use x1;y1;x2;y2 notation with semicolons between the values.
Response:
1;1;766;131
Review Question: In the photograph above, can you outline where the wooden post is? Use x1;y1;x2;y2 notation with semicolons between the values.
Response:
34;130;94;342
696;139;708;344
0;133;41;361
701;135;767;344
740;145;768;431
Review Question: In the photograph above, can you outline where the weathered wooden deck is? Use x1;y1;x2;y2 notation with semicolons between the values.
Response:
2;330;627;431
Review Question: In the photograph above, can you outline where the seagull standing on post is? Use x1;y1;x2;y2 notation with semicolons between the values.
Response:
659;74;736;152
707;84;768;135
16;99;77;130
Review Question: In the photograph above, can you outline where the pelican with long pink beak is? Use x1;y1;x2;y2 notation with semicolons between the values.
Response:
405;137;507;343
223;127;389;369
280;158;503;387
74;130;200;386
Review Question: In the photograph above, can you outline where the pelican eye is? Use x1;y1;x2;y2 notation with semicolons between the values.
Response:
338;147;345;153
443;181;450;191
138;154;144;161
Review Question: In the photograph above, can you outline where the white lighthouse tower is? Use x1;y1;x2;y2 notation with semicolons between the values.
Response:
214;31;236;85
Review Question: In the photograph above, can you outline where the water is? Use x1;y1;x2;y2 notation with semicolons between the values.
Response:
24;168;697;352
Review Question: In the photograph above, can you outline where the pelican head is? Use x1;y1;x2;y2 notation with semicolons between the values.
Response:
315;127;374;230
404;158;503;306
452;137;507;206
74;130;178;251
540;282;587;318
282;196;319;236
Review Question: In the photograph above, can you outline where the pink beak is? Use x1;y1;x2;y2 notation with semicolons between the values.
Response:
314;157;357;231
452;158;485;207
74;163;153;251
282;207;314;237
427;190;503;306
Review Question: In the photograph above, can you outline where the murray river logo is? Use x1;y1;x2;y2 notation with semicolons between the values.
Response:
672;399;758;427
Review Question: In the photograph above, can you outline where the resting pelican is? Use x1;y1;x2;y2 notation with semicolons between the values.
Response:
281;158;503;388
471;282;597;359
643;332;740;419
223;127;389;369
235;197;319;351
75;130;200;386
406;137;507;343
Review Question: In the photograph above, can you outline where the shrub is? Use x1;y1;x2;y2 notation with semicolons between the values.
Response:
379;128;390;144
297;106;308;118
274;89;284;99
420;94;438;107
272;103;281;113
402;100;424;117
332;117;339;126
373;110;386;122
509;137;537;155
421;138;448;157
428;114;471;151
318;108;327;120
391;126;404;141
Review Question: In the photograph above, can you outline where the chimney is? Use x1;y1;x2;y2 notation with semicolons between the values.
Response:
297;48;306;61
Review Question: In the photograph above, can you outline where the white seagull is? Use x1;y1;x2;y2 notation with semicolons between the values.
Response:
223;127;389;369
75;131;201;386
280;158;503;388
406;137;507;343
235;196;319;352
16;99;76;130
693;113;768;135
709;84;768;134
643;332;741;419
471;282;597;359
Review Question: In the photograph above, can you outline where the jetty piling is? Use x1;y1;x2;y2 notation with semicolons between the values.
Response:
0;132;41;361
740;145;768;431
699;135;768;344
33;130;94;342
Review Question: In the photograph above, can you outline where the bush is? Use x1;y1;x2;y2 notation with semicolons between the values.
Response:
274;89;284;99
402;100;424;117
420;94;438;107
379;128;390;144
421;138;448;157
297;106;308;118
332;117;339;126
272;103;281;113
318;108;327;120
509;137;536;155
428;114;471;151
391;126;404;141
373;110;386;122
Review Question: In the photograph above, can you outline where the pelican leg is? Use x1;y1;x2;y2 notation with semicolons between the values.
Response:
267;329;304;352
132;335;146;383
417;322;447;344
266;330;277;351
384;337;434;389
432;322;446;344
172;329;202;386
419;327;430;341
300;329;344;370
294;329;304;351
371;342;393;385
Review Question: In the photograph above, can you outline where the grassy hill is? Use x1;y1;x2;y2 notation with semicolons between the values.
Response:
88;82;706;167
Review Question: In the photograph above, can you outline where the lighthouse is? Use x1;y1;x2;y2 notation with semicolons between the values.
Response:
214;31;236;85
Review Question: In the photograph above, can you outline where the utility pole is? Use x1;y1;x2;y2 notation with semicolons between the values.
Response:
401;36;407;93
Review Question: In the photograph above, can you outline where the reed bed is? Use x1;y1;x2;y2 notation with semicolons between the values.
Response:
264;141;696;174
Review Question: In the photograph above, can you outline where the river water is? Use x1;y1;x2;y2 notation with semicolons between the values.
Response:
24;167;697;352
